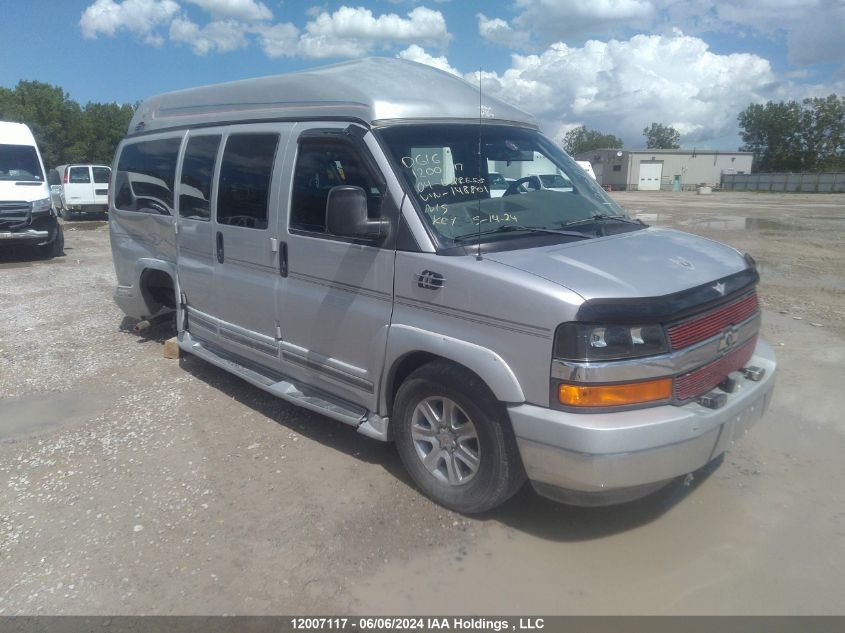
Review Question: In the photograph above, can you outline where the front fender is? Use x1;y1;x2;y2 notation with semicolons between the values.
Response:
382;324;526;411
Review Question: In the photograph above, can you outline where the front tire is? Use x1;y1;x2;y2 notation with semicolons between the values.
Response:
36;222;64;259
393;362;525;514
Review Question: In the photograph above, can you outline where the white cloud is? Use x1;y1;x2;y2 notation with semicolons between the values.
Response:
169;16;250;54
787;5;845;66
471;32;797;148
707;0;845;67
481;0;845;73
298;6;450;58
397;44;460;75
482;0;655;45
254;22;301;58
78;1;452;60
477;14;528;48
185;0;272;22
80;0;179;44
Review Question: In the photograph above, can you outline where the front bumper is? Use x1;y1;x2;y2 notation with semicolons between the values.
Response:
66;203;108;213
509;338;776;505
0;228;50;241
0;213;58;246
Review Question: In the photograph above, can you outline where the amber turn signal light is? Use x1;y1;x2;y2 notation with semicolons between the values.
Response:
558;378;673;407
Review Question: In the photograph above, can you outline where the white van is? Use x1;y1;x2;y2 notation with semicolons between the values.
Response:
0;122;64;257
48;164;111;219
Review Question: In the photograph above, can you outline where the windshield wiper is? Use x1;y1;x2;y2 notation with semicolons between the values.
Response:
561;214;645;228
453;224;592;242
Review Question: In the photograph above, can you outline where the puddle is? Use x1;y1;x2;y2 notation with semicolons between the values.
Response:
680;216;818;232
632;212;669;224
0;386;117;441
681;216;746;231
799;215;845;222
744;217;812;232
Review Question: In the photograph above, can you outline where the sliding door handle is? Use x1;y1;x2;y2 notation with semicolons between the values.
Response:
279;241;288;277
216;231;224;263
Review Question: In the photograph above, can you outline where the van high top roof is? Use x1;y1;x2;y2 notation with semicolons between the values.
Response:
127;58;537;137
0;121;38;145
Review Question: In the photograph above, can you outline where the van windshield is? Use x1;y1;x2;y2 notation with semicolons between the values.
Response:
378;124;626;244
0;144;44;182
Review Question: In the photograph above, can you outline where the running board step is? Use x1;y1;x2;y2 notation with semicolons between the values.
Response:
180;333;389;440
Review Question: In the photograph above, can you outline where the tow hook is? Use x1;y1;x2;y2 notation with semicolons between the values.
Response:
741;366;766;381
697;391;727;409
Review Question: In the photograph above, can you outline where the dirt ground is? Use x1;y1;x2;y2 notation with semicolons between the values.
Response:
0;192;843;615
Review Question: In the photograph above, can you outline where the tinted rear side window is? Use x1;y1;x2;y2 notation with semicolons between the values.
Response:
69;167;91;183
216;133;279;230
179;135;220;221
115;138;181;214
93;167;110;184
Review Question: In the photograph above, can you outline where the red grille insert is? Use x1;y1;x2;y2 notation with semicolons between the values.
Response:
667;293;759;350
674;336;757;401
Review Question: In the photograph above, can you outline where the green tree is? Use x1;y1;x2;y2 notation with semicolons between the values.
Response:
737;96;845;172
643;122;680;149
77;102;136;165
737;100;805;172
0;80;83;168
798;95;845;172
561;125;623;155
0;80;135;168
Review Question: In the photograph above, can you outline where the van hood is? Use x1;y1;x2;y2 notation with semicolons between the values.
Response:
0;180;50;203
485;227;750;301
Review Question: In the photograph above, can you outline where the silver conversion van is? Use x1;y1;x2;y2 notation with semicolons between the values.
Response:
110;59;776;512
1;121;64;257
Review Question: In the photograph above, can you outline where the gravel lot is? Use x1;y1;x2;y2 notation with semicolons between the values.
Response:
1;192;844;615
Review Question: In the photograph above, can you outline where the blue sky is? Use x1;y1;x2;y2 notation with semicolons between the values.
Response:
2;0;844;149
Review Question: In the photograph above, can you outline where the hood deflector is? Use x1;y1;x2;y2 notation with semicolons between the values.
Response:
576;268;759;324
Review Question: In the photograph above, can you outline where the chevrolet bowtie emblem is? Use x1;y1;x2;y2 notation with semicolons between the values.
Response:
718;325;739;354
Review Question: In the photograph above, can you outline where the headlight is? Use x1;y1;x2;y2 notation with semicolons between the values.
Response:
31;197;52;213
554;323;668;361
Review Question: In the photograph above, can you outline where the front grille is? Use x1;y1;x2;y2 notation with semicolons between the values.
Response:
0;201;30;214
667;292;759;350
674;336;757;401
0;201;30;228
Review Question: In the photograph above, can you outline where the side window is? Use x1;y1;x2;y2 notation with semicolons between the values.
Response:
290;139;383;234
69;167;91;183
115;138;181;214
179;135;220;221
216;133;279;230
92;167;110;184
47;169;61;186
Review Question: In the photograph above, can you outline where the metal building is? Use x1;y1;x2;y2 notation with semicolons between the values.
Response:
574;148;753;191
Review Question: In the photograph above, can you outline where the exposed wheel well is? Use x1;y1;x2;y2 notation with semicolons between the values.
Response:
139;268;176;314
386;352;496;416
